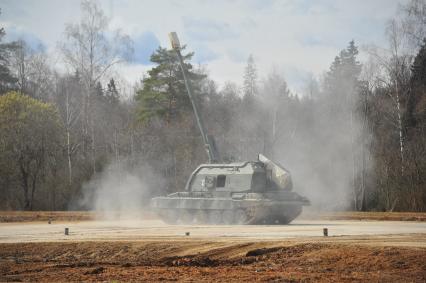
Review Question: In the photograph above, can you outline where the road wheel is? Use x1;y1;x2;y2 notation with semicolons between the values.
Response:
257;217;277;225
177;210;193;224
277;217;290;225
222;210;235;224
193;210;208;224
161;209;179;224
234;209;249;224
208;210;222;224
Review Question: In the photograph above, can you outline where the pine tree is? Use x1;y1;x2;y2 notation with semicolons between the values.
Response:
324;41;361;98
0;26;18;94
243;54;257;97
94;81;103;96
320;41;364;210
405;39;426;131
136;47;205;124
106;78;119;104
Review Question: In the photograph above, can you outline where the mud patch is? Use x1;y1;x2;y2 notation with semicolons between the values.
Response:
245;247;281;257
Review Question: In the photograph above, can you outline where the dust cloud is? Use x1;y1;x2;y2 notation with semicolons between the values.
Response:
266;73;369;211
221;66;370;212
78;160;163;220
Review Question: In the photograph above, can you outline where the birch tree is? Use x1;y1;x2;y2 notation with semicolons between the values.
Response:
55;74;82;186
60;0;133;174
367;20;413;176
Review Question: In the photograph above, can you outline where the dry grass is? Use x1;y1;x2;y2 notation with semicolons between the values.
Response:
307;211;426;222
0;211;95;222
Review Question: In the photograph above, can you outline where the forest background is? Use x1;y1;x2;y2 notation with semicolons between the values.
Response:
0;0;425;212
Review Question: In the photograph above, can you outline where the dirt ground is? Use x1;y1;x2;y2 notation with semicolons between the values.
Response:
0;211;425;282
1;210;426;222
0;240;425;282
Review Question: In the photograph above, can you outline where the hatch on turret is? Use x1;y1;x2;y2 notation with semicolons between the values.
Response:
187;162;266;193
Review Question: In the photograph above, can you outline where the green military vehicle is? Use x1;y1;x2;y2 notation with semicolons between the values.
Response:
150;32;310;225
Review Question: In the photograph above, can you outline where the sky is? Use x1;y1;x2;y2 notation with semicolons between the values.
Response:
0;0;406;94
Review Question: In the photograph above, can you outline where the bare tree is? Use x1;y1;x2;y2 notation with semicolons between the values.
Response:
54;74;82;186
27;50;53;101
367;20;413;176
60;0;133;174
260;70;291;157
11;40;29;93
10;40;53;101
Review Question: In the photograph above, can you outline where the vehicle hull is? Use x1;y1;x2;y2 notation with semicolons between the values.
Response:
151;191;308;225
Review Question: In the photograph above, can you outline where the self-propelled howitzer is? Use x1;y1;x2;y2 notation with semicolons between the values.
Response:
150;32;309;224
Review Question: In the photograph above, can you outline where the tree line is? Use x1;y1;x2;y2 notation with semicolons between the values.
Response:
0;0;425;211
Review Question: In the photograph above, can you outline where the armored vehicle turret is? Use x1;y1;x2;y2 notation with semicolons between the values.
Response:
150;32;309;224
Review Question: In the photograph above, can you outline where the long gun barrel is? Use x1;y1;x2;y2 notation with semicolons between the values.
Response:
168;32;220;163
